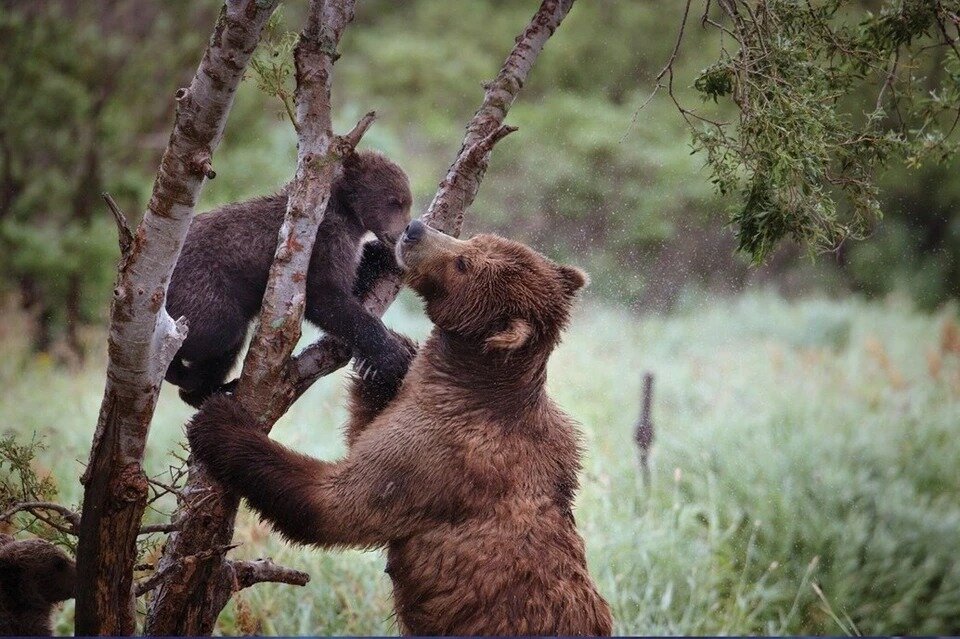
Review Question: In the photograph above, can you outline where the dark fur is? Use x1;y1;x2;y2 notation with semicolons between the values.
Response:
188;230;612;635
166;151;412;408
0;537;76;636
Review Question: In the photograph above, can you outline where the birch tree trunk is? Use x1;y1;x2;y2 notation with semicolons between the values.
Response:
74;1;277;634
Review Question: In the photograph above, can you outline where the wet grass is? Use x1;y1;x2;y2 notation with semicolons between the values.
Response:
2;292;959;635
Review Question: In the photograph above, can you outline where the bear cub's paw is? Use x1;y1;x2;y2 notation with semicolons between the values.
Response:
353;240;404;300
353;330;418;407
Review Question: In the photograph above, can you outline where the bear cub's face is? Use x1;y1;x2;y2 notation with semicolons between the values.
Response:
396;220;587;352
340;151;413;245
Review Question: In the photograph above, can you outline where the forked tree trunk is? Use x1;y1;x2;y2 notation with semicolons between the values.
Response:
144;1;363;634
74;1;277;634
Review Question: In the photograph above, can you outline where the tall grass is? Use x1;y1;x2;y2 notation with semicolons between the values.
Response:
2;292;958;635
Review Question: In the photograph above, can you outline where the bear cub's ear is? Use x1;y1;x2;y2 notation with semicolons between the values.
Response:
485;318;533;351
558;265;589;296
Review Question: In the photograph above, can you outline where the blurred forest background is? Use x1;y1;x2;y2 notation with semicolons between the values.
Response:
1;0;959;636
2;0;958;360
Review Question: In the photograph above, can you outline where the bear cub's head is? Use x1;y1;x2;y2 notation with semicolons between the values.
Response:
336;150;412;246
396;220;587;353
0;536;77;607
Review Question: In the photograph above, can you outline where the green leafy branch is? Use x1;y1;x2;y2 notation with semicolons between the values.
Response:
0;433;76;549
248;9;299;131
642;0;960;263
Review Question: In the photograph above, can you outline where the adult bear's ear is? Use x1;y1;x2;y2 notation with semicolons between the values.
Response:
485;318;533;351
558;265;589;296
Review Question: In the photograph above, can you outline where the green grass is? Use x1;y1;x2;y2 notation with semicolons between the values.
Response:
2;292;959;635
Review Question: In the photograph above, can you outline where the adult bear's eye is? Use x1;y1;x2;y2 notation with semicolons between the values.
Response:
455;256;468;273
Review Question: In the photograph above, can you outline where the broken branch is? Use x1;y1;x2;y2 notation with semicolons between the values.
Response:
102;192;133;256
334;110;377;154
229;557;311;590
135;544;240;597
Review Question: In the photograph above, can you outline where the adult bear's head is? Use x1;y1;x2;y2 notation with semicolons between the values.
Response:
336;150;413;246
396;220;587;354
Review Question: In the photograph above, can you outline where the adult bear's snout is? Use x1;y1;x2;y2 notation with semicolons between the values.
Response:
404;219;426;243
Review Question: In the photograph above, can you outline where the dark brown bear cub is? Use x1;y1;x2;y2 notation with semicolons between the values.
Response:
166;150;412;408
188;221;613;636
0;535;77;636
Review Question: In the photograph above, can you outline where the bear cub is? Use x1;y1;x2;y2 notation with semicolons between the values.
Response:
188;221;613;635
166;150;412;408
0;534;77;636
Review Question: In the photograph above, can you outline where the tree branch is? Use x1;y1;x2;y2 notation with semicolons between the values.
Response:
102;192;133;257
229;557;311;590
1;501;81;531
75;1;278;635
294;0;576;388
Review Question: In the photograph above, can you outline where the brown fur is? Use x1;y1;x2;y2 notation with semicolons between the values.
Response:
0;537;76;636
188;225;612;635
166;150;413;408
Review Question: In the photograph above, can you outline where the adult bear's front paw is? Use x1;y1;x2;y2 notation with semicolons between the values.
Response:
186;394;257;469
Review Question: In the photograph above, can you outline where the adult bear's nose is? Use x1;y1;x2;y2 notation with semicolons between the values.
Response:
404;219;426;243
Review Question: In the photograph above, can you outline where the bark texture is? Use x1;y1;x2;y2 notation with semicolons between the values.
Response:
74;1;277;635
144;1;362;634
295;0;576;386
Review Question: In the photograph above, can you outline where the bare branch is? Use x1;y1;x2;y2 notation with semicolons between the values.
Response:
875;49;900;113
622;0;693;141
228;557;311;590
336;110;377;152
102;192;133;256
235;1;365;423
1;501;81;532
424;0;576;233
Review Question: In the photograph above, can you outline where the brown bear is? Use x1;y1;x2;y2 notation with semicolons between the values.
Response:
0;535;77;636
166;150;413;408
187;220;613;636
